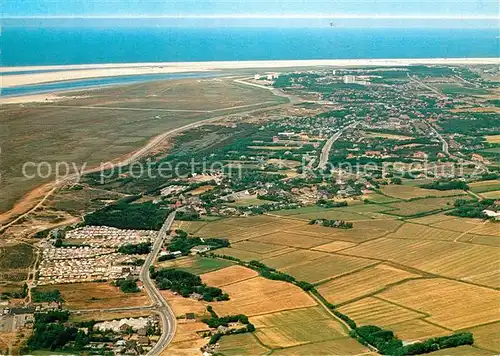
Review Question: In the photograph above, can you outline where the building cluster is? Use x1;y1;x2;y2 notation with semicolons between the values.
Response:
65;226;155;248
36;226;154;285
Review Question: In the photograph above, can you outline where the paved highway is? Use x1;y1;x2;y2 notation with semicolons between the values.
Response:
141;211;177;356
317;122;358;170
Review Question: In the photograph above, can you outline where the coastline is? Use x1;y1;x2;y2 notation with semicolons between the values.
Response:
2;57;499;89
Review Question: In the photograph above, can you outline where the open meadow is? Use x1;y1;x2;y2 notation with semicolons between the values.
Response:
37;282;150;310
0;76;285;219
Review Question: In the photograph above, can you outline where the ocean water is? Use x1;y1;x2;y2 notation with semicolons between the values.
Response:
1;72;219;96
2;27;499;66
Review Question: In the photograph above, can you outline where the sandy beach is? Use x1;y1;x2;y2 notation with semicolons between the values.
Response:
2;58;499;89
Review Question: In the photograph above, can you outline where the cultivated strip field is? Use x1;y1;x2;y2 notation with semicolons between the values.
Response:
377;279;500;330
211;276;317;317
251;306;346;348
317;264;420;305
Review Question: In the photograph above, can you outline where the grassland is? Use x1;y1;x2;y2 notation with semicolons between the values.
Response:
485;135;500;144
0;77;285;216
251;306;346;348
157;255;234;274
466;322;500;353
217;333;270;356
200;265;259;287
379;185;466;200
0;243;34;283
37;282;150;310
271;338;369;355
469;179;500;193
385;196;466;217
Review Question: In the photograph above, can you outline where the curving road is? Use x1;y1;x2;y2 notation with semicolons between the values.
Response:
140;211;177;355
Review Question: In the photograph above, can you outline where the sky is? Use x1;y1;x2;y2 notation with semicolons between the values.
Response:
2;0;499;27
4;0;499;18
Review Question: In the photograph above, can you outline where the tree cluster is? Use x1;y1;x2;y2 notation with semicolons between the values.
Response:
420;180;469;191
309;219;353;229
27;311;89;352
118;242;152;255
84;201;170;230
114;279;140;293
150;268;229;302
32;289;63;303
168;230;229;255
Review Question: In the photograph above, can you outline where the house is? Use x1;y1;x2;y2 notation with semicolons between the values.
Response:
120;323;132;332
137;336;150;345
190;293;204;301
413;151;428;159
137;327;148;336
190;245;212;254
482;210;500;219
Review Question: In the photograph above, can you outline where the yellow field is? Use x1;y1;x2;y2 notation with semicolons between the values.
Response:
485;134;500;143
217;333;270;356
201;265;259;287
380;185;465;200
312;240;357;252
469;179;500;193
479;190;500;199
365;131;414;140
251;306;346;348
377;279;500;330
252;231;332;248
430;218;486;233
385;319;449;342
387;196;463;217
216;247;264;261
467;222;500;237
427;345;494;355
461;234;500;247
386;223;458;241
461;269;500;289
172;220;208;234
38;282;149;310
211;276;317;317
259;249;328;270
281;254;376;284
409;213;456;225
272;338;370;355
341;238;500;285
231;240;287;254
317;264;420;305
163;321;210;356
160;290;208;317
338;297;425;327
466;322;500;353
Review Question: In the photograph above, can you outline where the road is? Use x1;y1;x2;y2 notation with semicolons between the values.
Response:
407;74;447;99
141;211;177;355
317;122;358;169
425;121;450;155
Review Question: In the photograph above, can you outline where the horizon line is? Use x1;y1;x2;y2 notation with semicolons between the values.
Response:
3;14;500;20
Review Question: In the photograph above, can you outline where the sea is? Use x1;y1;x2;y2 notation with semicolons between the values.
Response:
2;27;498;95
